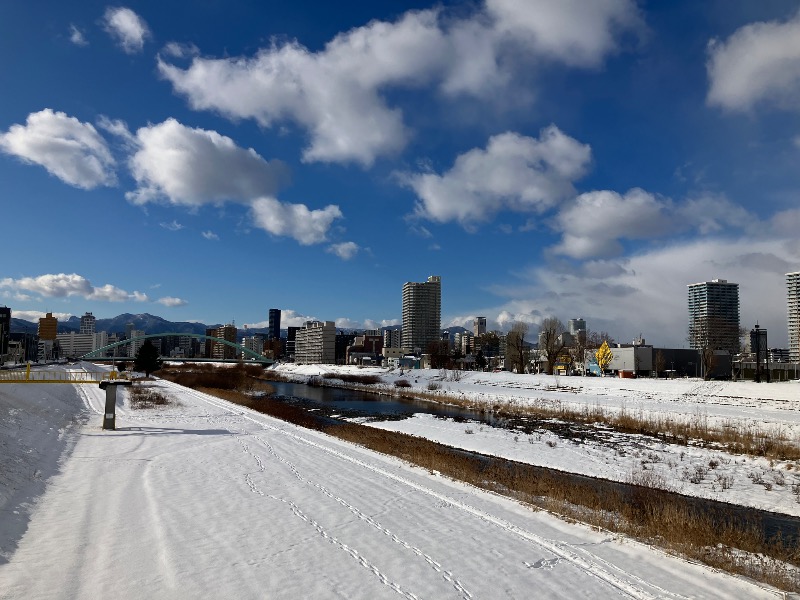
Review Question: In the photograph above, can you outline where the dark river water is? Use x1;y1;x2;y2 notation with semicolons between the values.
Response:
266;379;800;544
267;380;487;421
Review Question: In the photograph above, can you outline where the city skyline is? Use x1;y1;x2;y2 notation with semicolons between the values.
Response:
2;2;800;348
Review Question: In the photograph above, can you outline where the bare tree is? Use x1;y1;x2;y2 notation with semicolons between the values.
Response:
426;340;450;369
506;321;530;374
569;330;588;374
539;317;567;375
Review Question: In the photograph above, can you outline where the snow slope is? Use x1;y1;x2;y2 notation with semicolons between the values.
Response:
0;372;786;598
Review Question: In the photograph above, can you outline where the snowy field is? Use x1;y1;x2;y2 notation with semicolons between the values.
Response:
0;365;789;599
275;364;800;516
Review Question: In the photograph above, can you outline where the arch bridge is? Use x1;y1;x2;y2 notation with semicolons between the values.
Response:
80;333;274;365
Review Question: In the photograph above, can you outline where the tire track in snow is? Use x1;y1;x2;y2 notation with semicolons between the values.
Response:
160;380;683;600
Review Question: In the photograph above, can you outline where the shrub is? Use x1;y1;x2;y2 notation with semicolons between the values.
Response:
427;382;441;391
394;379;412;388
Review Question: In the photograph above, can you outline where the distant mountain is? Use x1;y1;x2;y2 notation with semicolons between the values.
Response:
8;313;406;338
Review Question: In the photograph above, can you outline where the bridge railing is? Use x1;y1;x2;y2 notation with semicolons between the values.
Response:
0;365;120;384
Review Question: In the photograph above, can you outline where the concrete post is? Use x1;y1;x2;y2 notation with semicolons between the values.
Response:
99;380;132;430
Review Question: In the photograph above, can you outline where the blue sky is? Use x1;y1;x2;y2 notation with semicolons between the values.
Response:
1;1;799;347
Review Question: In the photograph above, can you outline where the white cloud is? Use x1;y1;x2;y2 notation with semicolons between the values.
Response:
405;127;591;226
158;2;642;166
552;188;674;259
326;241;359;260
102;7;150;54
126;118;288;206
483;236;800;348
486;0;644;67
160;220;184;231
157;296;188;307
249;197;342;245
0;109;116;189
69;25;88;46
0;273;147;303
707;11;800;111
550;190;757;260
202;230;219;241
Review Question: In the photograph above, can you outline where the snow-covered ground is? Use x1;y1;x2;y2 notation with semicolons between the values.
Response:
275;364;800;516
0;366;790;598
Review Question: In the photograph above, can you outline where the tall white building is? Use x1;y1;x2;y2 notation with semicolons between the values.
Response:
687;279;740;353
788;271;800;362
295;321;336;364
79;312;96;335
401;275;441;353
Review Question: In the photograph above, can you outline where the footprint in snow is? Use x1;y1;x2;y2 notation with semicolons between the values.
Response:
525;558;562;570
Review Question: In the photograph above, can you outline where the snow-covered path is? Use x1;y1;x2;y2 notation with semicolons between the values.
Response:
0;378;785;598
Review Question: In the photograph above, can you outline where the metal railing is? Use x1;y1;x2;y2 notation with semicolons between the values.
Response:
0;364;121;384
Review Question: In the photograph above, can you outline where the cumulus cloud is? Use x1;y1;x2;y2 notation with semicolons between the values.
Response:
0;273;148;302
69;25;88;46
551;188;674;259
326;241;359;260
250;197;342;245
158;1;642;166
486;0;644;67
157;296;188;307
103;7;150;54
405;127;591;226
550;189;757;260
202;230;219;240
707;10;800;111
126;118;288;206
0;109;116;189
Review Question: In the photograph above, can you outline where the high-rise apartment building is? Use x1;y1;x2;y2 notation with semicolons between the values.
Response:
687;279;740;353
402;275;441;353
295;320;335;364
383;328;402;349
210;324;237;359
788;271;800;362
79;312;96;335
568;318;586;336
38;312;58;340
268;308;281;340
473;317;487;337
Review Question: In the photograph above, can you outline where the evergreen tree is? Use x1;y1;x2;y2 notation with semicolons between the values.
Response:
134;340;162;377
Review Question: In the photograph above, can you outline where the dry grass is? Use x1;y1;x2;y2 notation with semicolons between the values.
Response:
390;388;800;461
128;383;172;409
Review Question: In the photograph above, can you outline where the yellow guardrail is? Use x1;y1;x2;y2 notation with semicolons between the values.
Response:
0;364;120;384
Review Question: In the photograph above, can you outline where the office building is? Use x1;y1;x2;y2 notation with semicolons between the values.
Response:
268;308;281;340
473;317;487;337
789;272;800;362
0;306;10;357
37;312;58;361
295;321;335;364
401;275;441;353
568;318;586;336
687;279;740;354
79;312;96;335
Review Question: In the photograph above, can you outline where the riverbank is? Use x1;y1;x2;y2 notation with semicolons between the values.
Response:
268;363;800;517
